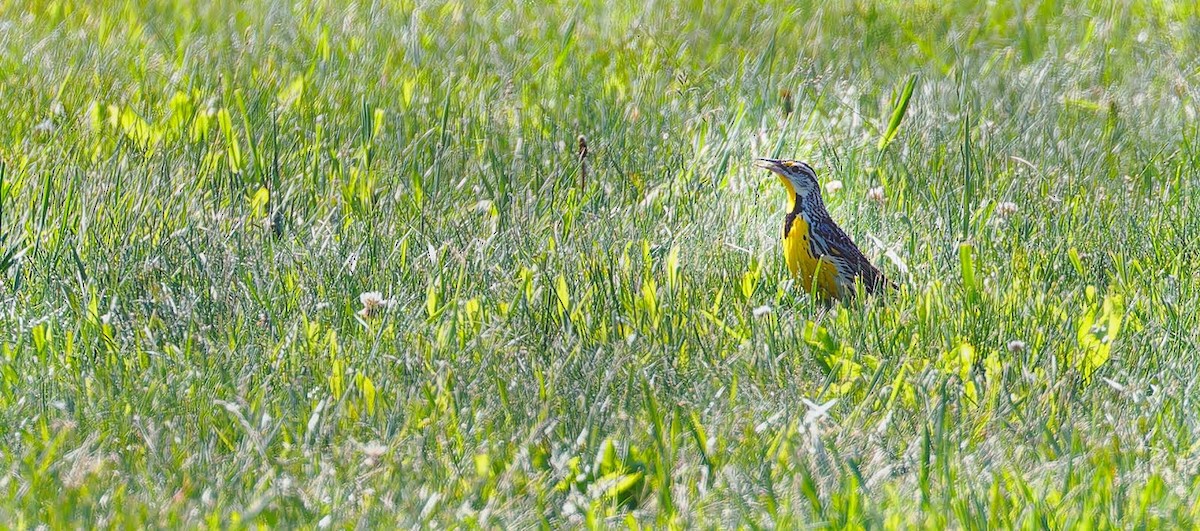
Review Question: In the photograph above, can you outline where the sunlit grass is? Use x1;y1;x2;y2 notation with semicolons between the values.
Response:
1;0;1199;527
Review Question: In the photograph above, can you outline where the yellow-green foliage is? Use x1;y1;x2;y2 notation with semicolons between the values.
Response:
0;0;1196;527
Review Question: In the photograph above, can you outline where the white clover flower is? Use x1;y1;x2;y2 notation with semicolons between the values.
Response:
361;440;388;466
996;201;1018;218
824;180;844;194
1007;340;1026;353
866;186;885;204
358;291;394;318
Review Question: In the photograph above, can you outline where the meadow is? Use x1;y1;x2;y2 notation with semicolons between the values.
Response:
1;0;1199;527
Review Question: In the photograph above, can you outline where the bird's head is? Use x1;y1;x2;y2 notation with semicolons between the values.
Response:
755;158;822;206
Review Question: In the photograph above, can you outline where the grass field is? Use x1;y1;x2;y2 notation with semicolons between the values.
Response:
2;0;1199;527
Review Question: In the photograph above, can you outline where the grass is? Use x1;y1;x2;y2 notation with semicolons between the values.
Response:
1;0;1199;527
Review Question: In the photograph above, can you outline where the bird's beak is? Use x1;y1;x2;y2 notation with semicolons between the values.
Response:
755;158;784;173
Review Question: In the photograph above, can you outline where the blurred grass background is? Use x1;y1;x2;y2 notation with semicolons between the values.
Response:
1;0;1199;526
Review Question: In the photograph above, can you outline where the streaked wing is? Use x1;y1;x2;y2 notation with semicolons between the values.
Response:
809;218;892;293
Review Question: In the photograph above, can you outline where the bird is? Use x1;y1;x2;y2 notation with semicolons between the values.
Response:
754;158;895;299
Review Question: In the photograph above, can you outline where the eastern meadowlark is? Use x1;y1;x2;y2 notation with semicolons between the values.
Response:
755;158;895;299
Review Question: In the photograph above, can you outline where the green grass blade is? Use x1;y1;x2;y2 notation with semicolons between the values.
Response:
878;74;918;151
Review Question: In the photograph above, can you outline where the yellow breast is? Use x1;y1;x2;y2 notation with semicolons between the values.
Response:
779;179;842;298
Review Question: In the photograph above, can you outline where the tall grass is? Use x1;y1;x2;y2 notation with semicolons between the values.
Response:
1;0;1198;526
